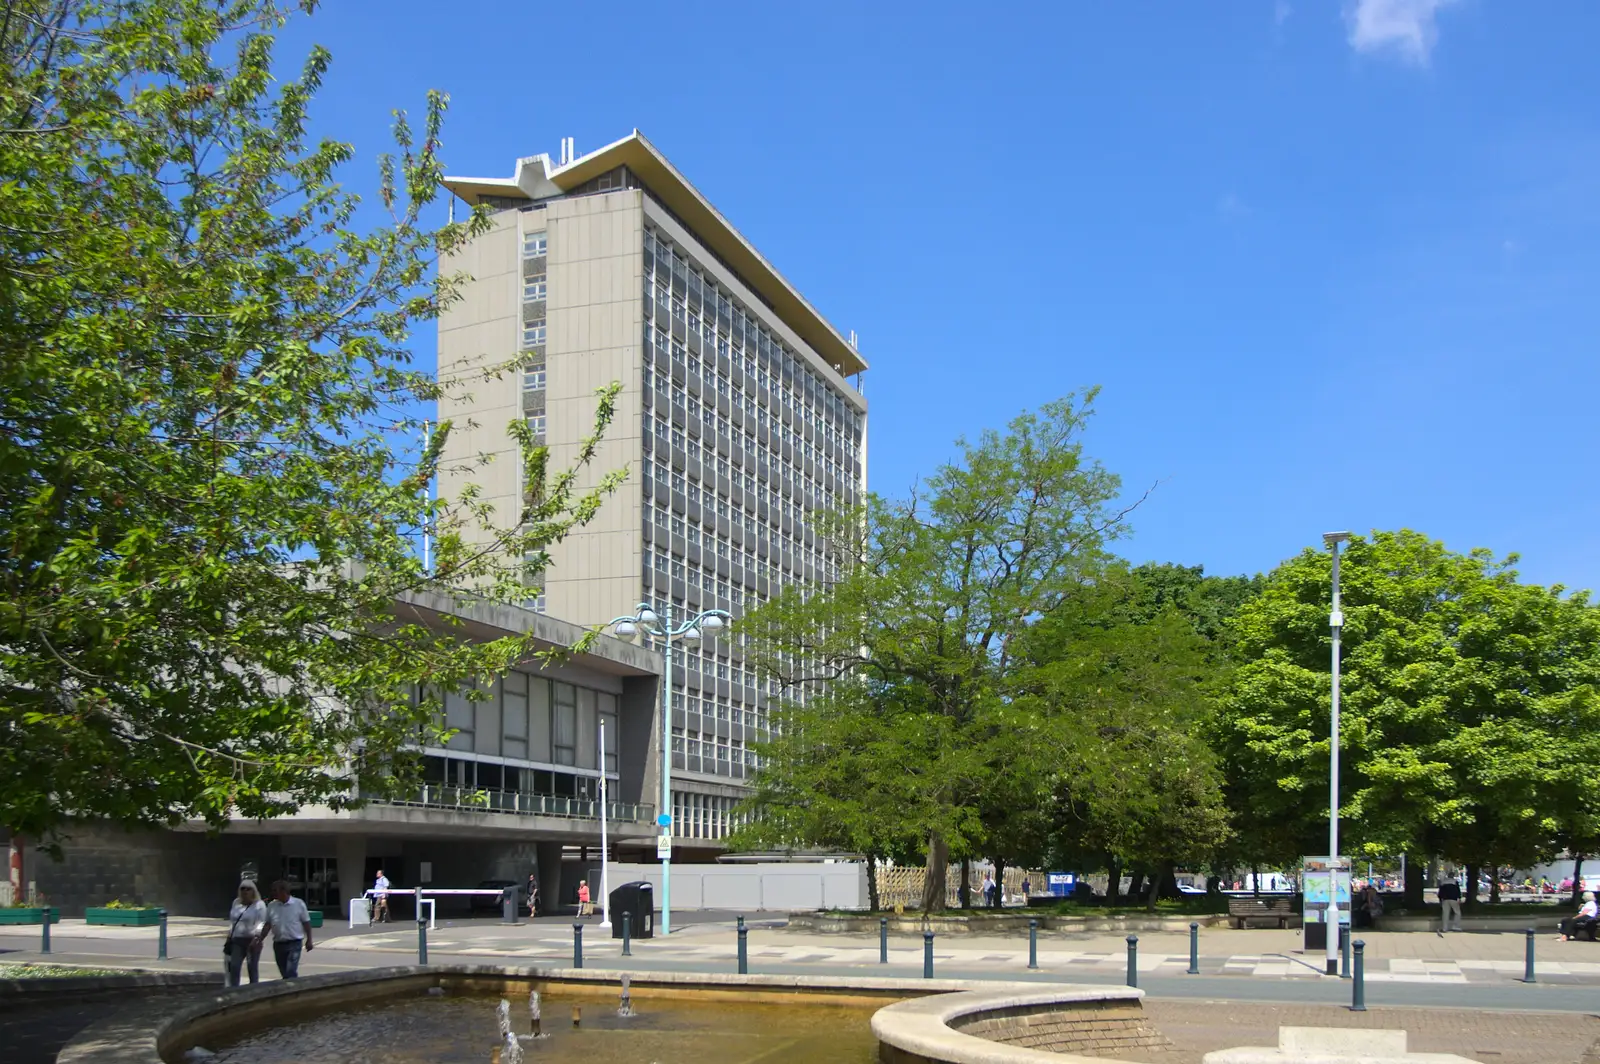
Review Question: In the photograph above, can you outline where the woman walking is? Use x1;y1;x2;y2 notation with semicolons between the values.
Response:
226;880;268;986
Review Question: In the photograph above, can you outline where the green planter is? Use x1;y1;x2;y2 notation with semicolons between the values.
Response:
308;910;324;928
86;907;165;926
0;907;60;925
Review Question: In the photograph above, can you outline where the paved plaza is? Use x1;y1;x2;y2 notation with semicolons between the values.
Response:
5;915;1600;1064
1131;1000;1600;1064
5;913;1599;989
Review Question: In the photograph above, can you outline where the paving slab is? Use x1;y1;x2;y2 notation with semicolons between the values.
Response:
1126;1000;1600;1064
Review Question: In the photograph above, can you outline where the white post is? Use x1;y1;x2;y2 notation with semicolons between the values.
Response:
598;719;611;929
660;604;674;936
1326;533;1346;975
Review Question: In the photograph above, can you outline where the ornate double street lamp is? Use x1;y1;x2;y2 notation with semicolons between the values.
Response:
606;603;731;936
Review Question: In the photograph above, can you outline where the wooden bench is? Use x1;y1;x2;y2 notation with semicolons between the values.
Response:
1227;895;1298;929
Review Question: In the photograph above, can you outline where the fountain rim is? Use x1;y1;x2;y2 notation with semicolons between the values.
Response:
55;964;1066;1064
872;986;1149;1064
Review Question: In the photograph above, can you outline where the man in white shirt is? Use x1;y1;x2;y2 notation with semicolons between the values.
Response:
266;880;314;978
373;870;391;922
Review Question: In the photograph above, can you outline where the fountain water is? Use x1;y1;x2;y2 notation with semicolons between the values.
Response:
527;990;542;1038
618;975;634;1018
501;1031;522;1064
495;1000;512;1042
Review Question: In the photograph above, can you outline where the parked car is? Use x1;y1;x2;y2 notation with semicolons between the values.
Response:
469;880;525;913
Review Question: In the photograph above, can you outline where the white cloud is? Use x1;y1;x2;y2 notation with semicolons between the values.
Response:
1345;0;1460;64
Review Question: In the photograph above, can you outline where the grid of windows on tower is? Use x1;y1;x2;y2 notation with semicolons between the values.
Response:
673;791;745;842
519;229;549;611
639;226;865;811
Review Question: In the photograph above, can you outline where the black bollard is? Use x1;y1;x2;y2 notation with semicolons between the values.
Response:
573;921;584;969
41;912;50;955
158;909;168;961
923;930;934;978
417;919;428;965
1028;919;1039;970
737;918;749;974
1187;922;1199;975
1351;939;1366;1011
1125;934;1138;988
621;911;632;956
880;917;888;964
1522;927;1536;983
1341;923;1351;979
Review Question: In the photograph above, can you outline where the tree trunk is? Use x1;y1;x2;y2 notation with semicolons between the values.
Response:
921;833;948;913
1404;857;1425;908
958;857;972;909
1157;861;1181;900
867;856;881;914
1251;865;1261;896
1572;855;1586;906
1463;863;1480;911
993;858;1007;909
1144;869;1162;912
1105;859;1122;901
7;834;21;902
1127;869;1146;903
1489;864;1502;905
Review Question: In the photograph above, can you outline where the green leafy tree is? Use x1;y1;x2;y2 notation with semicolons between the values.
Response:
1125;563;1264;657
740;392;1135;910
729;678;948;912
1216;530;1600;903
1010;570;1232;908
0;0;624;842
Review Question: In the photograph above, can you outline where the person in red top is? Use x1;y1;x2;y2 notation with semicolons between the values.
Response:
577;880;592;917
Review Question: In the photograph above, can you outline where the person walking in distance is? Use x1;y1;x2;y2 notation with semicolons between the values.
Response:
265;880;314;978
1437;877;1463;933
577;879;592;917
527;872;540;918
225;880;268;987
372;869;390;923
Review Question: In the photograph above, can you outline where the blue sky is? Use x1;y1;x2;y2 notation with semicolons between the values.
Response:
280;0;1599;592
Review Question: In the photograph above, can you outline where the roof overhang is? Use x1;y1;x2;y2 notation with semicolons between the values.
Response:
444;131;868;379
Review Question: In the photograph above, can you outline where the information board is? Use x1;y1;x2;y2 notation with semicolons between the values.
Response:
1302;855;1351;931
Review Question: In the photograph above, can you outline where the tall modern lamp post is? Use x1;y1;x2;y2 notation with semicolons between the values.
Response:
606;602;731;936
1323;530;1352;975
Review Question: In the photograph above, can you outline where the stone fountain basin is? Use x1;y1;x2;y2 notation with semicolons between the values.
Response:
55;964;1150;1064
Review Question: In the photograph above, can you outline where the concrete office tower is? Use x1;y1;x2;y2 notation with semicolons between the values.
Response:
439;132;868;844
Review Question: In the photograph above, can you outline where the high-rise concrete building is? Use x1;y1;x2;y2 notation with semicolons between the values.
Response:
438;132;869;844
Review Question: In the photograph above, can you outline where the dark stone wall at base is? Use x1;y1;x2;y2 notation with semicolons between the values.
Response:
13;824;588;919
19;823;282;918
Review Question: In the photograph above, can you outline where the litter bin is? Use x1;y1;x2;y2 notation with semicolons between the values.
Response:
610;881;654;939
501;884;519;925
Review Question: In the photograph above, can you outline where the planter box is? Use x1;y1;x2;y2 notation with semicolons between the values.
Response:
309;910;324;928
86;907;165;926
0;907;60;925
